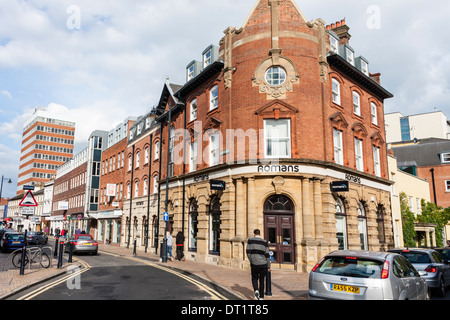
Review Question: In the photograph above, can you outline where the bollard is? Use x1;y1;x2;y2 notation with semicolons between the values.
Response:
133;237;137;256
19;230;28;276
57;241;64;268
162;237;167;263
68;241;73;263
54;236;59;257
265;269;272;297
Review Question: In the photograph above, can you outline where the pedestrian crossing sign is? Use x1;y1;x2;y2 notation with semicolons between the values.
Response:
19;190;38;207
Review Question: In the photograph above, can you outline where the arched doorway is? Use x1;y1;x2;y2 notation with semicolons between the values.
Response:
263;194;295;268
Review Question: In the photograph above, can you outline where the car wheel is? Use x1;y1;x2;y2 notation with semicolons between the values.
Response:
436;278;446;297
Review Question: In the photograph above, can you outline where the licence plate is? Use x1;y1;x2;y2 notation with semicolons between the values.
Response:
83;243;92;246
330;284;360;294
12;241;21;244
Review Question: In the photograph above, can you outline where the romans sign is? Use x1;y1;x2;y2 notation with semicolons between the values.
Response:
19;190;38;207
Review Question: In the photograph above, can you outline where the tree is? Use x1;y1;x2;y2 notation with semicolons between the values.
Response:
417;200;450;247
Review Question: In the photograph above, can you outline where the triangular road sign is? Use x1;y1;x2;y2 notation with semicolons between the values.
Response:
19;190;38;207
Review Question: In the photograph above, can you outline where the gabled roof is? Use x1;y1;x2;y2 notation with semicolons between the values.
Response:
155;80;183;115
242;0;308;28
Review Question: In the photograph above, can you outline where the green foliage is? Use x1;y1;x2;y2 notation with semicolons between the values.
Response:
400;192;416;247
400;193;450;248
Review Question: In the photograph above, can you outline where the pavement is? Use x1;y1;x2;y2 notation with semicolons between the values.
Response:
0;242;310;300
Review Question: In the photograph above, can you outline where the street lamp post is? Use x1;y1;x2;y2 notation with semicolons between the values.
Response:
0;175;12;227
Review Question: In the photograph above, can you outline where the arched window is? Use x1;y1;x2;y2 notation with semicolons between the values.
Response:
189;199;198;252
357;202;368;250
335;197;347;250
209;195;221;254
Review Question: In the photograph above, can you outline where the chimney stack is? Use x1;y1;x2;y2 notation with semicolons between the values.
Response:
326;19;351;45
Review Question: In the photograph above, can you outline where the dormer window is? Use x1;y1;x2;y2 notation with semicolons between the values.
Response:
361;60;369;76
440;152;450;163
187;65;195;81
329;35;339;54
346;47;354;66
203;49;212;68
145;117;150;129
129;129;134;140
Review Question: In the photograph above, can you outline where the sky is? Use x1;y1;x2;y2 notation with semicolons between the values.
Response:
0;0;449;199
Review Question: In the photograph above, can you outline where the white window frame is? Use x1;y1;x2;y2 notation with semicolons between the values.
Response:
209;133;220;166
189;141;197;173
265;66;287;86
143;179;148;196
371;102;378;125
333;129;344;165
355;138;364;172
187;65;195;81
210;85;218;111
332;79;341;105
446;180;450;192
203;49;212;68
153;175;159;194
135;151;140;168
264;119;291;159
353;91;361;116
145;147;149;164
190;99;197;121
440;152;450;163
329;35;339;54
134;181;139;197
373;146;381;177
346;47;354;65
361;60;369;76
154;141;159;160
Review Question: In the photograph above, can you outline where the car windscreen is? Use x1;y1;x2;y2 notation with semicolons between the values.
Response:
398;252;431;264
315;256;383;279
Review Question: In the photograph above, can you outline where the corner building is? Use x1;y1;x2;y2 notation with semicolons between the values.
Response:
157;0;394;272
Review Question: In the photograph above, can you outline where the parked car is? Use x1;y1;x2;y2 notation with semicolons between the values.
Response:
1;233;25;253
26;231;48;245
0;229;15;250
435;247;450;262
389;248;450;297
64;234;98;255
309;250;429;300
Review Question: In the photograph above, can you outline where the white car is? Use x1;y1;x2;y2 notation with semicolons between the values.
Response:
309;250;430;300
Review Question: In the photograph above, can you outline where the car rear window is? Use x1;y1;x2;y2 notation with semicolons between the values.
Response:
77;235;93;240
8;234;24;240
316;256;383;279
398;252;431;263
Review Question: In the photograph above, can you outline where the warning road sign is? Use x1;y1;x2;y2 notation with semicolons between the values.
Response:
19;190;38;207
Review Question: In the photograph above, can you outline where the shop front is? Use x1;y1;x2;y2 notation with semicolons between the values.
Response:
92;210;122;245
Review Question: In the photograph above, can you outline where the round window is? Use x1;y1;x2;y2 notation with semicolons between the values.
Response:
265;66;287;86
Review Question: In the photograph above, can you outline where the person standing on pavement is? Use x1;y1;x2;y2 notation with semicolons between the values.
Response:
246;229;271;300
175;229;185;261
166;231;174;261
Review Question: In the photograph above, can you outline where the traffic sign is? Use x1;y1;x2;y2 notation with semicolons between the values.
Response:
163;212;169;221
19;190;38;207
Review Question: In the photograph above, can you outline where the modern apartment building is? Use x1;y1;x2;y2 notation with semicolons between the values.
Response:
385;110;450;143
17;106;75;194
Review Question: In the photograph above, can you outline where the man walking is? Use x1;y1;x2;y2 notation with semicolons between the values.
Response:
175;229;185;261
246;229;271;300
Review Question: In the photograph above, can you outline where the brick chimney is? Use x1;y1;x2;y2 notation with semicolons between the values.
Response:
327;19;351;45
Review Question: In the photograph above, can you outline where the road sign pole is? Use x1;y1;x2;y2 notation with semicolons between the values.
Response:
19;230;28;275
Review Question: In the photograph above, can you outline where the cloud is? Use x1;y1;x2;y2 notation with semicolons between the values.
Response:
1;90;12;99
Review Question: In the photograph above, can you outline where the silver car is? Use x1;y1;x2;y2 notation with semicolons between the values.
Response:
389;248;450;297
309;250;429;300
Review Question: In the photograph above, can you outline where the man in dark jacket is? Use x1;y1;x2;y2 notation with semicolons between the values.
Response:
175;229;185;261
246;229;271;300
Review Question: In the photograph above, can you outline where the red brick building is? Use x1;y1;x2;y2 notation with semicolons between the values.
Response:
151;0;394;271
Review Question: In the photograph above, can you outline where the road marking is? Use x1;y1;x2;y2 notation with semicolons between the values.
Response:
16;258;91;300
100;251;228;300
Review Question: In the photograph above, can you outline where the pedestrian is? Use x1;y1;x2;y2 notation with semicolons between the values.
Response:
166;231;174;262
246;229;271;300
61;228;65;237
175;229;185;261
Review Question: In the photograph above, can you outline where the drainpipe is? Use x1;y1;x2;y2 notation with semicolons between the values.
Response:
127;144;135;248
430;168;437;204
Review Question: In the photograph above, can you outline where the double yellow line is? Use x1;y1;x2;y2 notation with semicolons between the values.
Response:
101;251;228;300
16;258;91;300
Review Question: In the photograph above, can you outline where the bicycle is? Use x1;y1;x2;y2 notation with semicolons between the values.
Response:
11;246;51;269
